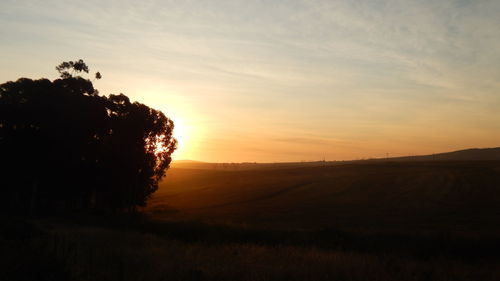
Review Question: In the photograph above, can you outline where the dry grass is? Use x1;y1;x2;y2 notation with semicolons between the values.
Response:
2;222;499;281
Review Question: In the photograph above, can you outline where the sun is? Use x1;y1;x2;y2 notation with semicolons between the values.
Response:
171;117;190;160
132;87;199;161
173;118;186;147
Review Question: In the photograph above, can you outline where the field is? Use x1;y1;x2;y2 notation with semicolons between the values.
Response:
2;160;500;280
149;161;500;234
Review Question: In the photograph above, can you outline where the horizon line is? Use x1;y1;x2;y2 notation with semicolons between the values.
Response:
172;146;500;164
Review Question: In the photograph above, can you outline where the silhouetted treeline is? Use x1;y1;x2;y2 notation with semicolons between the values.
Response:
0;60;177;214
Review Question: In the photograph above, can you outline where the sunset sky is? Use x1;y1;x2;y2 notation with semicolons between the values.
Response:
1;0;500;162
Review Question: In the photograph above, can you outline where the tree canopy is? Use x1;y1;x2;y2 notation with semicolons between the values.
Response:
0;60;177;214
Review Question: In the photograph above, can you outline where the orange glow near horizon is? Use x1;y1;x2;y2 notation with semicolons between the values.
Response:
133;86;500;163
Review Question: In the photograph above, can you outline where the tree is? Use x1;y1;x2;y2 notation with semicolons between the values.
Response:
55;59;91;79
0;60;177;214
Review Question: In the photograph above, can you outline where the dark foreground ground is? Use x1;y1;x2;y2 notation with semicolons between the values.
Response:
2;161;500;280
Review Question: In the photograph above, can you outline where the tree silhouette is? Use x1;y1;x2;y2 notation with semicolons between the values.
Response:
0;60;177;214
55;59;91;79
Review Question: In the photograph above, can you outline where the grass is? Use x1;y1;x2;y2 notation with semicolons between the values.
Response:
2;217;499;281
2;161;500;280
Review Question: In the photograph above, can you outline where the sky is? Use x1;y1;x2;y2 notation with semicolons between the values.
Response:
1;0;500;162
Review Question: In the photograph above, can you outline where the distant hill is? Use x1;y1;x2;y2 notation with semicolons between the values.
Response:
172;147;500;170
381;147;500;162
